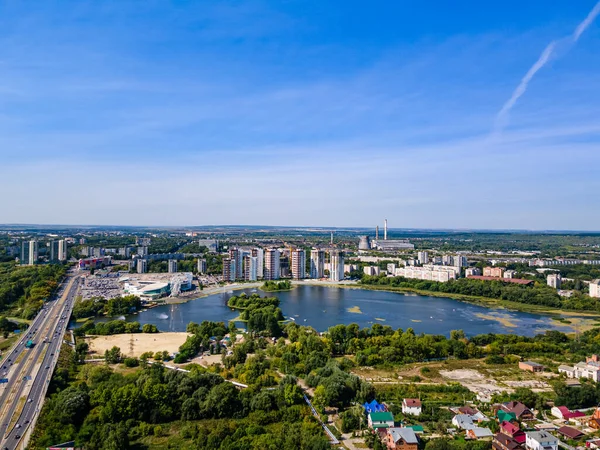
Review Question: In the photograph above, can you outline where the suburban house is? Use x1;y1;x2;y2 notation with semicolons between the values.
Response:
519;361;544;373
364;400;386;413
493;433;524;450
550;406;585;420
466;427;494;440
386;427;419;450
557;426;585;440
497;410;518;423
586;438;600;449
501;401;534;421
525;431;558;450
369;411;395;430
402;398;422;416
405;425;424;435
452;414;475;430
500;421;526;444
453;406;488;422
589;407;600;429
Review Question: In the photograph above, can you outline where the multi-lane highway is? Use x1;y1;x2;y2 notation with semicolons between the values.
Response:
0;270;80;450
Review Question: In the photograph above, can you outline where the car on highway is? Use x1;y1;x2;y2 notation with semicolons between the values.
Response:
15;434;20;439
15;424;20;428
45;366;50;369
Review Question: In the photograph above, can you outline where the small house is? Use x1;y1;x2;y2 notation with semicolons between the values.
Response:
502;401;534;421
405;425;424;435
466;427;494;440
557;426;585;440
500;421;526;444
493;433;524;450
386;427;419;450
519;361;544;373
525;431;558;450
369;411;395;430
402;398;422;416
452;414;475;430
551;406;585;420
497;410;517;423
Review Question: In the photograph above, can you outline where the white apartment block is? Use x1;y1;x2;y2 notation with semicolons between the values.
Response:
330;250;344;282
589;280;600;298
387;263;396;274
264;249;281;280
310;249;325;279
394;265;459;283
58;239;68;261
547;273;562;289
252;248;264;278
244;255;258;281
503;270;517;279
417;251;429;264
363;266;380;276
465;267;481;277
291;249;306;280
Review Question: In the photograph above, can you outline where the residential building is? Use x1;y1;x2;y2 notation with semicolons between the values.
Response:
198;239;218;252
484;267;504;277
417;251;429;265
401;399;421;416
280;254;290;278
197;259;207;274
550;406;585;421
442;255;454;266
310;249;325;279
500;421;526;444
394;265;460;283
454;255;467;268
368;411;394;430
252;248;264;278
493;432;524;450
433;256;442;265
501;402;534;421
556;426;584;440
386;427;419;450
222;258;236;282
291;249;306;280
589;407;600;429
49;240;60;262
467;428;494;440
58;239;68;261
229;248;244;280
519;361;544;373
387;263;396;274
168;259;178;273
504;270;517;279
465;267;482;277
547;273;562;289
138;246;148;257
452;414;475;430
330;250;344;282
558;355;600;382
244;255;258;281
364;266;380;276
137;259;147;274
590;280;600;298
525;431;558;450
264;249;281;280
21;240;38;265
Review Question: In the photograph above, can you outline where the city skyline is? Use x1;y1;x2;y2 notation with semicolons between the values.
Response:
1;1;599;229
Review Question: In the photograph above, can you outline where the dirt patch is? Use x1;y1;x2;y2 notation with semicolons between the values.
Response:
86;332;190;358
439;369;484;381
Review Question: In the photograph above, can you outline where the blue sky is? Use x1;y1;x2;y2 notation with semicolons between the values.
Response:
1;1;599;229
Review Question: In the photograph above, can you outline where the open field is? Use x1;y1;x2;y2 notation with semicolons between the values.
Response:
86;332;190;358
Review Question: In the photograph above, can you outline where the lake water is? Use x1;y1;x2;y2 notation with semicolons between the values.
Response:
104;285;579;337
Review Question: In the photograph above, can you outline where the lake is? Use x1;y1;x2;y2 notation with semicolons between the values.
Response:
105;285;582;337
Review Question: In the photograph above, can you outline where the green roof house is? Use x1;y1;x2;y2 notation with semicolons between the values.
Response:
368;411;395;429
497;410;517;423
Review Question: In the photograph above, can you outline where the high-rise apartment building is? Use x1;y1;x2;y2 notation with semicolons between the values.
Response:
329;250;345;282
264;249;281;280
229;248;244;280
137;259;148;274
21;240;38;266
58;239;68;261
547;273;562;289
222;258;236;281
244;255;258;281
417;251;429;265
168;259;178;273
138;246;148;257
291;249;306;280
310;249;325;279
454;255;467;268
442;255;454;266
483;267;504;277
590;280;600;298
197;258;207;274
49;240;60;262
252;248;264;278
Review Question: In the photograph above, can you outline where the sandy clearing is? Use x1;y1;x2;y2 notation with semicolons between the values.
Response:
440;369;484;381
86;332;190;358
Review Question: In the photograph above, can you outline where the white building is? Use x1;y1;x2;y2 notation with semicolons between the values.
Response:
21;240;38;266
264;249;281;280
364;266;380;276
387;263;396;274
589;280;600;298
137;259;148;274
330;250;345;282
252;248;264;278
197;258;207;274
465;267;481;277
454;255;467;268
244;256;258;281
291;249;306;280
57;239;67;262
138;246;148;257
417;251;429;265
547;273;562;289
442;255;454;266
558;355;600;382
310;249;325;279
525;431;558;450
197;239;218;252
402;398;422;416
504;270;517;279
395;265;459;283
168;259;178;273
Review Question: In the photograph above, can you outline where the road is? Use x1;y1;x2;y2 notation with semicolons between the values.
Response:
0;270;80;450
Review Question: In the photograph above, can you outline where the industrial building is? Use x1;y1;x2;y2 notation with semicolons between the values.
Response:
358;235;371;250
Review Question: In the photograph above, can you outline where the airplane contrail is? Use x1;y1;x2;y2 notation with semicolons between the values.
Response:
494;1;600;134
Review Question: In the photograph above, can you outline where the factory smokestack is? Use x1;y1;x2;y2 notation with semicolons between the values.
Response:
384;219;388;240
376;226;379;240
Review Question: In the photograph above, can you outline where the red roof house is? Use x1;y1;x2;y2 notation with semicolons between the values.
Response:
500;421;525;444
557;426;585;440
